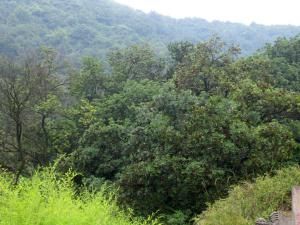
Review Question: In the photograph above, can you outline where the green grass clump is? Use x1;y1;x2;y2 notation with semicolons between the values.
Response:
0;168;160;225
195;166;300;225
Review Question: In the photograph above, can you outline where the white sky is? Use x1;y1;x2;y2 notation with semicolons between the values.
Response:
114;0;300;26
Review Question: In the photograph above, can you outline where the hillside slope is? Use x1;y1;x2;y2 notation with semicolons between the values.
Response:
195;167;300;225
1;0;300;60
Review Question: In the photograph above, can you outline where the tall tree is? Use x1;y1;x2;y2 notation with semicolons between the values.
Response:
174;36;240;95
70;57;108;101
0;49;63;183
108;44;166;83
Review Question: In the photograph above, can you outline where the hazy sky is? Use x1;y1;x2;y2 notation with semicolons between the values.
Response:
114;0;300;26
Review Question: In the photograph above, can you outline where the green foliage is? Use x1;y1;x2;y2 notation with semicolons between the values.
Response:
168;41;194;65
266;35;300;64
174;36;240;95
0;168;160;225
1;35;300;225
109;45;166;82
0;49;63;180
36;36;300;225
70;57;108;100
195;166;300;225
265;36;300;91
95;79;163;121
75;120;128;180
162;211;189;225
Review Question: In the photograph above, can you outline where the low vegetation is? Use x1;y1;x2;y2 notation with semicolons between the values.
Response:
196;166;300;225
0;167;159;225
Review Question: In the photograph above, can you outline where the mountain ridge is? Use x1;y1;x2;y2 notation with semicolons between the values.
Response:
1;0;300;60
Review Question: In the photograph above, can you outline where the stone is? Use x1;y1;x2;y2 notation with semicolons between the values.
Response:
293;187;300;225
255;218;271;225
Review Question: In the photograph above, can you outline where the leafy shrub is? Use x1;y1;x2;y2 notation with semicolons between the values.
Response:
195;166;300;225
161;210;190;225
0;168;160;225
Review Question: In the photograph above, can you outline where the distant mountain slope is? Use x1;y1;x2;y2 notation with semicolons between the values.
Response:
1;0;300;60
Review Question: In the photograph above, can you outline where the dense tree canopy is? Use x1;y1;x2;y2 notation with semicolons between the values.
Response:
0;35;300;225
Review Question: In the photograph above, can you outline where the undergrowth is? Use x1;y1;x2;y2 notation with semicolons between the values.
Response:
0;167;160;225
195;166;300;225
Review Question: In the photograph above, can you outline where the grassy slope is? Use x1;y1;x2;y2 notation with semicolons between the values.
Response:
195;166;300;225
0;168;160;225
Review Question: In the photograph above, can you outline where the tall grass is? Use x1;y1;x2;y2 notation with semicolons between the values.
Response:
0;168;160;225
195;166;300;225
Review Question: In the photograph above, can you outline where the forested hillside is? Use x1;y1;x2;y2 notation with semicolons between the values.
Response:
1;0;300;60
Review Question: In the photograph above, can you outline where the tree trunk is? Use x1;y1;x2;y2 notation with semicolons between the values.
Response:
14;118;25;185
